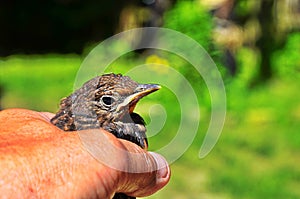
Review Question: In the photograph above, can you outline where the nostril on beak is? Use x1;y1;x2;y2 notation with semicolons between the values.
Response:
135;84;161;93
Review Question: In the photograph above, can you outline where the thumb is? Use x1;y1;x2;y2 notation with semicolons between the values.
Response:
78;129;170;197
116;142;170;197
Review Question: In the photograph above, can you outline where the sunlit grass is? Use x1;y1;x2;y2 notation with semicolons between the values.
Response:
0;54;82;111
1;55;300;198
148;78;300;198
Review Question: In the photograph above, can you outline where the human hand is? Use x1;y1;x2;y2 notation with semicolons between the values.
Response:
0;109;170;198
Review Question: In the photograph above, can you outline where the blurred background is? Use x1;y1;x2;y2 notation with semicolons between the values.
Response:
1;0;300;198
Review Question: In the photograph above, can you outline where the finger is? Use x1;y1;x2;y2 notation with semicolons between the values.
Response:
0;109;59;138
0;109;54;124
116;141;170;197
147;152;171;195
78;129;170;197
39;112;55;121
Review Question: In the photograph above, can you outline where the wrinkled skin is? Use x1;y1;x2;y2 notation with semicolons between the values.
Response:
0;109;170;199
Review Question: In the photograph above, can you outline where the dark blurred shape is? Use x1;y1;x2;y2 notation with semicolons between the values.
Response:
0;0;172;56
118;0;172;30
224;48;237;75
117;0;173;54
256;0;275;81
0;0;118;55
211;0;238;76
142;0;156;5
211;0;300;84
212;0;235;19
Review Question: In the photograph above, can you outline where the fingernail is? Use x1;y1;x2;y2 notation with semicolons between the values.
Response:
149;152;170;179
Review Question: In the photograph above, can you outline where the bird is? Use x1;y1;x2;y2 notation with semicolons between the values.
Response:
50;73;160;199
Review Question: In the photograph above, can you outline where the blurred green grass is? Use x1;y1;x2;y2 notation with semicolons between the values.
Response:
1;55;300;199
0;55;82;111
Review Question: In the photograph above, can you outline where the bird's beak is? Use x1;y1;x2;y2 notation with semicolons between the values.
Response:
117;84;161;113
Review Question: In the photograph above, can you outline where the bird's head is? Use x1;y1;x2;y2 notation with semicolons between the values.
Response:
91;74;160;124
52;73;160;131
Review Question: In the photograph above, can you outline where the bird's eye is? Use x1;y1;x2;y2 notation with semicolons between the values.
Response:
101;96;115;106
